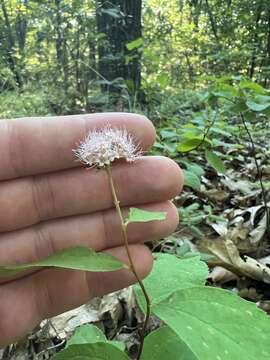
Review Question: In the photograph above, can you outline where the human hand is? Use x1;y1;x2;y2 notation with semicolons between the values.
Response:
0;113;183;346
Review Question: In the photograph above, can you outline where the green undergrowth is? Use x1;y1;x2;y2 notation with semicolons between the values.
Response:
52;254;270;360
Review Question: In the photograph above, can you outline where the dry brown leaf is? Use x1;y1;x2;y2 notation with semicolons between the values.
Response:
200;238;270;283
208;266;238;283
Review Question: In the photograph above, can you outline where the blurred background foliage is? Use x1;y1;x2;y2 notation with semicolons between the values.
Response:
1;0;270;118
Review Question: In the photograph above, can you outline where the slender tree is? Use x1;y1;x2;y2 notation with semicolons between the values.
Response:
0;0;22;87
96;0;142;99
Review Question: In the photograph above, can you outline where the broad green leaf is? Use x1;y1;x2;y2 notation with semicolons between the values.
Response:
126;37;144;51
239;80;265;93
163;141;178;154
66;325;106;347
52;343;129;360
66;325;124;351
153;286;270;360
134;254;208;312
210;127;232;138
177;136;212;152
0;247;126;277
177;138;202;152
160;129;178;139
186;163;205;177
211;84;239;99
124;208;167;226
205;150;226;173
183;170;201;190
141;326;196;360
246;98;270;112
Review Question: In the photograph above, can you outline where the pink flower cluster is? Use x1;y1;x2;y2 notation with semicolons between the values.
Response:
74;127;141;167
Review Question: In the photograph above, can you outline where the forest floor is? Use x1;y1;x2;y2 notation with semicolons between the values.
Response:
1;108;270;360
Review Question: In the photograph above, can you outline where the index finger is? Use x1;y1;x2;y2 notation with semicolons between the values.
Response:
0;113;156;181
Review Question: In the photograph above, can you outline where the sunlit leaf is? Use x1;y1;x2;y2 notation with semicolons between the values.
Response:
126;37;144;51
125;208;167;226
177;136;212;152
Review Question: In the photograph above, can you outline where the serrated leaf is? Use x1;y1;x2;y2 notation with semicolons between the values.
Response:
0;247;125;277
134;254;208;312
205;150;226;173
141;326;196;360
66;325;124;351
52;343;129;360
183;170;201;190
124;208;167;226
152;286;270;360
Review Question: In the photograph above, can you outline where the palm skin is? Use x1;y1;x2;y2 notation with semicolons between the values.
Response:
0;113;183;347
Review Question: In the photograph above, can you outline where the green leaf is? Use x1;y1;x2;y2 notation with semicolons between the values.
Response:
211;84;239;99
124;208;167;226
153;286;270;360
134;254;208;312
66;325;106;347
205;150;226;173
136;254;270;360
177;138;201;152
239;80;265;93
101;8;121;19
246;98;270;112
66;325;124;352
183;170;201;190
52;343;129;360
126;37;144;51
0;247;126;277
163;141;178;154
160;129;178;139
141;326;196;360
177;136;212;152
185;163;205;177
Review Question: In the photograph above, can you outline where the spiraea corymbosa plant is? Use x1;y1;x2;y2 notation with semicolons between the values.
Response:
73;126;166;359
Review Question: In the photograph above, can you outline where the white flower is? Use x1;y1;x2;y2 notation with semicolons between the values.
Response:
73;127;141;167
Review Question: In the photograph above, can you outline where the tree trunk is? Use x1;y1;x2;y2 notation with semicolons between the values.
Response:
205;0;219;42
54;0;69;91
249;3;262;79
96;0;142;100
263;3;270;86
15;0;28;54
0;0;22;87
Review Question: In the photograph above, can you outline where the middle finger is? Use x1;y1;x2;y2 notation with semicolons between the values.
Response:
0;201;178;271
0;156;183;232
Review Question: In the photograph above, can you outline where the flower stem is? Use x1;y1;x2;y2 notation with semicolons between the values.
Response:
106;165;151;360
